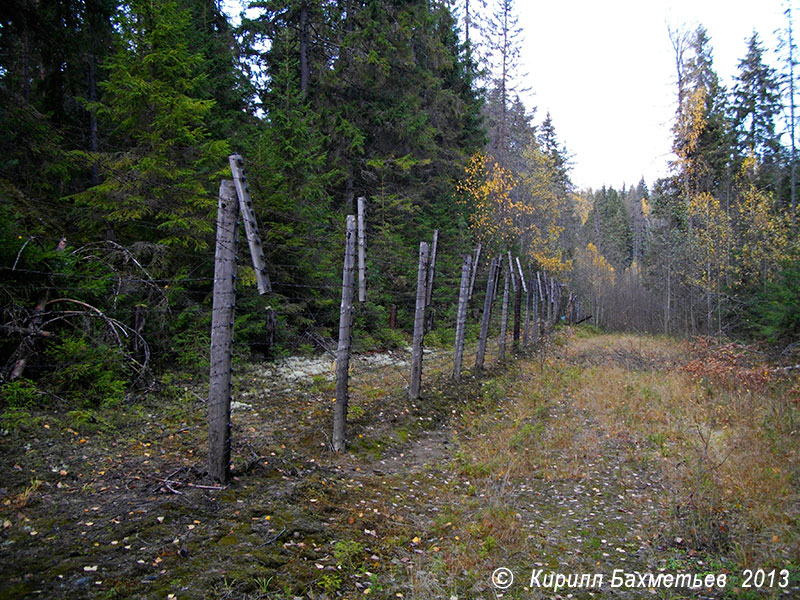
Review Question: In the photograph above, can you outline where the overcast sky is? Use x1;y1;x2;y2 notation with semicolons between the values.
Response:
223;1;795;191
513;0;794;190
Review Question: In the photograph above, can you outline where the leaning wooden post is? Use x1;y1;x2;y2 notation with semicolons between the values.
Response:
409;241;430;399
228;154;270;294
536;271;544;306
475;258;497;370
499;264;510;362
507;252;517;293
452;254;472;381
467;243;482;301
332;216;357;452
424;230;438;332
492;255;503;303
425;230;438;306
208;180;239;483
357;197;367;303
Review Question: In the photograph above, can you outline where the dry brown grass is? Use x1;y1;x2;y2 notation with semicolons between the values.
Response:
421;330;799;597
564;333;800;560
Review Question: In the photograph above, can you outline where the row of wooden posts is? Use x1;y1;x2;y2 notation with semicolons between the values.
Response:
207;156;582;482
328;215;581;454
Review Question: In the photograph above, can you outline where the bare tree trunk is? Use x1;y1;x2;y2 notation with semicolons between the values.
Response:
665;263;671;335
8;238;67;381
345;176;354;215
357;197;367;303
787;6;797;214
132;305;146;363
88;54;99;186
299;2;310;96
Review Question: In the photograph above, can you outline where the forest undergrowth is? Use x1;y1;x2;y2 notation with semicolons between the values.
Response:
1;328;799;599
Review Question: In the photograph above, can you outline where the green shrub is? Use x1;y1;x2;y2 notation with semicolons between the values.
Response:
44;334;128;407
746;258;800;343
0;406;40;432
0;378;40;409
169;305;210;370
373;327;406;349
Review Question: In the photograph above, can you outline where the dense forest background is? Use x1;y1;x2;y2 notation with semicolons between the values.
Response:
1;0;799;408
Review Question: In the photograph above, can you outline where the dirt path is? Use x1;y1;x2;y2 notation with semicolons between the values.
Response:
1;332;797;599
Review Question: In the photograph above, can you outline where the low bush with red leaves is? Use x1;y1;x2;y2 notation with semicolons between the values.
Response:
681;336;774;391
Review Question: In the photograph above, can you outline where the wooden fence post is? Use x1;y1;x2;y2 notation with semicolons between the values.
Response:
537;271;544;306
499;264;509;362
468;243;482;301
513;279;522;353
507;251;516;293
264;307;276;355
132;304;147;363
333;215;357;452
476;258;497;370
492;255;503;304
554;282;562;325
452;253;472;381
424;230;438;332
409;241;430;399
425;230;438;307
565;293;574;325
228;154;271;294
508;253;520;352
545;273;552;325
357;197;367;303
533;269;541;344
518;258;529;349
208;180;239;483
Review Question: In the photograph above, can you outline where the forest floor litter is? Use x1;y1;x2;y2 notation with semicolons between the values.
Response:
1;329;798;599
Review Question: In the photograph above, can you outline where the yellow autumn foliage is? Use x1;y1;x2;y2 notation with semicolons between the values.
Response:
457;150;571;275
733;177;791;287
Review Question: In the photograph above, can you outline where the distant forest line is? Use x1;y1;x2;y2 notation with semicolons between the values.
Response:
1;0;799;407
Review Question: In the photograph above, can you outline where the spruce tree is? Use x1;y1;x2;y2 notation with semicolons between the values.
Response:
731;33;782;192
73;0;229;250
